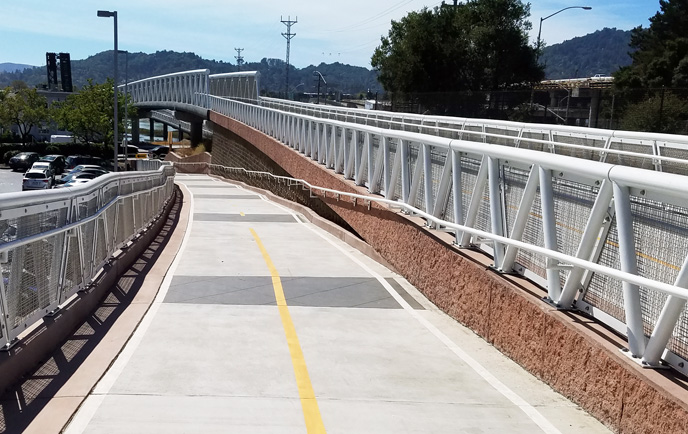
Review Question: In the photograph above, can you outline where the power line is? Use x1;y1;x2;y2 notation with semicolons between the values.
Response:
330;0;416;33
235;48;244;72
281;15;297;95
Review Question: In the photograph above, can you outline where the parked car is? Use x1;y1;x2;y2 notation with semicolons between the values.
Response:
39;155;66;175
65;155;105;171
22;168;53;191
29;161;55;180
55;172;104;188
8;152;40;171
58;167;108;184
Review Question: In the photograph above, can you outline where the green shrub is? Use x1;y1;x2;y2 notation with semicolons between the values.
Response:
3;150;20;164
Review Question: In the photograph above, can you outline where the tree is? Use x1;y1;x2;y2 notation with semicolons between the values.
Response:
613;0;688;133
371;0;543;94
53;79;136;145
0;87;49;144
614;0;688;88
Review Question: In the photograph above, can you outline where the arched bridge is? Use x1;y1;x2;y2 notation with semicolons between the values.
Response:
1;69;687;433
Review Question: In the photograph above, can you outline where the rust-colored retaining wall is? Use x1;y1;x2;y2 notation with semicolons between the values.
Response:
165;151;212;173
209;111;688;434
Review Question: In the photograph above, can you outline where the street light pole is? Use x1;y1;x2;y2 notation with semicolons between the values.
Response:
118;50;129;170
536;6;591;62
98;10;119;172
313;71;326;105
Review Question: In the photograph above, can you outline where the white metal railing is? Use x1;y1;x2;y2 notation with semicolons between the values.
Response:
0;164;175;349
260;97;688;175
127;69;210;110
208;95;688;376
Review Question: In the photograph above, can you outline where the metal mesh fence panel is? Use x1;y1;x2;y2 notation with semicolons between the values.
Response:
357;132;368;186
93;216;108;269
79;220;96;280
657;147;688;176
550;134;607;160
605;140;655;170
631;198;688;360
133;196;142;233
485;126;519;147
553;179;598;286
443;183;455;223
584;220;625;322
503;167;529;240
516;191;547;279
519;131;549;153
430;147;448;212
3;232;64;331
62;232;83;296
386;138;399;200
371;135;382;190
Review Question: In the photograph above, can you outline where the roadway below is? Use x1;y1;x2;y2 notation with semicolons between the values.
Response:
53;174;610;433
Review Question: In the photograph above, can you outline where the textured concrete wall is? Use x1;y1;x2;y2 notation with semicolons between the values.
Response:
209;111;688;434
165;152;212;173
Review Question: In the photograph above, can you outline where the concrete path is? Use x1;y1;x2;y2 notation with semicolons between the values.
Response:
63;174;611;434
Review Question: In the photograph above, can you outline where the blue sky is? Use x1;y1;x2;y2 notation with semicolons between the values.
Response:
0;0;661;69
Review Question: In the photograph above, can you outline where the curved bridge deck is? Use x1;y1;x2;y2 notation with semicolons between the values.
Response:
62;175;609;433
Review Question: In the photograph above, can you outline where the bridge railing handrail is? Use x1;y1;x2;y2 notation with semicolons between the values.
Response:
0;163;175;350
259;97;688;171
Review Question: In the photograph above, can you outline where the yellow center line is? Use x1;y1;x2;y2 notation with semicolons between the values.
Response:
250;228;327;434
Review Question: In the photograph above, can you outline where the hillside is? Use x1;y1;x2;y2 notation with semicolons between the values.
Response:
541;28;632;79
0;51;381;95
0;63;34;73
0;28;635;92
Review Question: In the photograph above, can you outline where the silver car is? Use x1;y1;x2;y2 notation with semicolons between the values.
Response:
22;168;53;191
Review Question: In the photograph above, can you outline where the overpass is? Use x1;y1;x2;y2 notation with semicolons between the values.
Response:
0;69;687;433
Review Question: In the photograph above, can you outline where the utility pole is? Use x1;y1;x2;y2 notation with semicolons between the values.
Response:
234;48;244;72
281;16;297;97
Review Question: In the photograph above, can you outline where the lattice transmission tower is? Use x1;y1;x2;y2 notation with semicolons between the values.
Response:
235;48;244;72
281;16;297;95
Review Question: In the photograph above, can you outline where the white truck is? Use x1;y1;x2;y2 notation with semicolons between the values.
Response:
49;134;73;144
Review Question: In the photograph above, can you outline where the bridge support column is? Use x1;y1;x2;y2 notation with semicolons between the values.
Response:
149;119;155;142
131;117;140;144
190;122;203;146
588;89;602;128
174;110;208;147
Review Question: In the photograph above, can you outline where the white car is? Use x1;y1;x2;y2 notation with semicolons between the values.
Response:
22;168;53;191
29;161;55;180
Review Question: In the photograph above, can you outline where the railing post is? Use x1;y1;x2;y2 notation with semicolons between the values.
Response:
613;183;647;357
400;140;411;204
451;149;464;245
367;132;374;190
539;167;562;301
488;156;505;267
423;144;434;215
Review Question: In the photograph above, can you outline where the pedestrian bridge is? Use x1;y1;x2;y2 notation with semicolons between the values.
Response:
0;69;687;433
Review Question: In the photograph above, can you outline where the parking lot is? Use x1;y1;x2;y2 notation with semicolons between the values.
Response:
0;168;26;194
